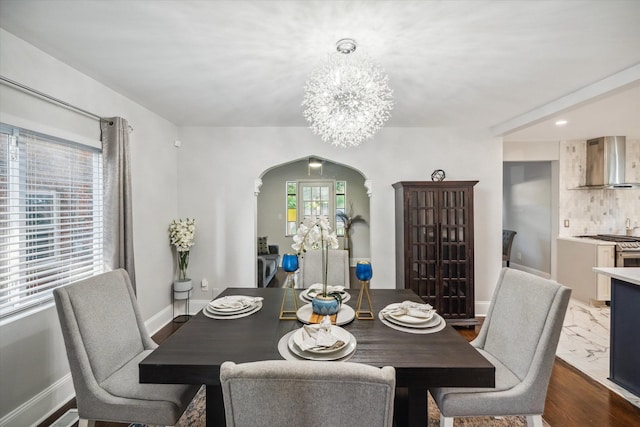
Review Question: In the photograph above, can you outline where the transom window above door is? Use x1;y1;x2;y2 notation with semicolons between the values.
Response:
286;180;346;236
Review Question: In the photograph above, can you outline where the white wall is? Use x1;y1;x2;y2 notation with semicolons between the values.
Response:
503;161;553;276
0;30;179;425
177;126;504;305
503;140;559;162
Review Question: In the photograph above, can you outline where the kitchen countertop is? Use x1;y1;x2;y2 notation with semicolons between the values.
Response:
558;236;616;245
593;268;640;286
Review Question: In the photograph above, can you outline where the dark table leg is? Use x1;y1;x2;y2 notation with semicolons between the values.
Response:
408;387;428;427
206;384;225;427
394;387;428;427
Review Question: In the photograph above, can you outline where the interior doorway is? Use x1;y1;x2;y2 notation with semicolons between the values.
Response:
503;160;558;279
257;157;370;271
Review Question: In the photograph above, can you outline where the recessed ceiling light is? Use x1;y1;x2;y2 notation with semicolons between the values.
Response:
555;120;568;126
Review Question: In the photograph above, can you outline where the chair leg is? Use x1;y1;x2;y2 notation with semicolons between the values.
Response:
526;414;543;427
440;414;454;427
78;420;95;427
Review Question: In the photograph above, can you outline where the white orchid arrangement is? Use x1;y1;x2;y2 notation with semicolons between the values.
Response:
292;215;339;253
292;216;340;298
169;218;196;280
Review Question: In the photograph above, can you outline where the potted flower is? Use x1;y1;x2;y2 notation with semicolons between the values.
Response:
292;215;342;315
169;218;196;294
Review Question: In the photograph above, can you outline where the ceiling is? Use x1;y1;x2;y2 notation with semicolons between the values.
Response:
1;0;639;138
503;80;640;141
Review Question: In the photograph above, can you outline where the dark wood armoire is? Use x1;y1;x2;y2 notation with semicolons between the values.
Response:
393;181;478;325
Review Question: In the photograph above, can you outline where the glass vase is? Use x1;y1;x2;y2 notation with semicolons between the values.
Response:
178;250;190;281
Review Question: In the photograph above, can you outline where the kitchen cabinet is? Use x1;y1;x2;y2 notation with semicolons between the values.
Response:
557;237;615;304
593;268;640;397
393;181;478;325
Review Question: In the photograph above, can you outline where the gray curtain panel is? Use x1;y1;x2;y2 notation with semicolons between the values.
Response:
101;117;136;291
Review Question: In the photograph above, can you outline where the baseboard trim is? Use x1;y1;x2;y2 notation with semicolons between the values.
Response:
145;300;213;334
144;304;173;336
0;374;75;427
474;301;490;317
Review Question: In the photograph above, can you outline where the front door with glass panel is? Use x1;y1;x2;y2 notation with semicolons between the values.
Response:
299;180;335;227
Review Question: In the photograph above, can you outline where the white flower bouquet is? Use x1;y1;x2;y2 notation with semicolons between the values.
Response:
292;215;339;253
169;218;196;280
292;216;339;298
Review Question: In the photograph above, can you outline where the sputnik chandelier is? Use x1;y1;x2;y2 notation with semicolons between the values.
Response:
302;38;393;148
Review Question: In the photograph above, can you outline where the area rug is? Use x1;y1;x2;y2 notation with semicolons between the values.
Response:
132;386;551;427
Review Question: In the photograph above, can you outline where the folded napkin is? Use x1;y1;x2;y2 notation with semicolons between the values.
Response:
209;296;263;310
298;316;344;351
383;301;434;319
306;284;345;296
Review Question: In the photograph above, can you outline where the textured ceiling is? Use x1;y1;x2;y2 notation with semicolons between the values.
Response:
1;0;639;137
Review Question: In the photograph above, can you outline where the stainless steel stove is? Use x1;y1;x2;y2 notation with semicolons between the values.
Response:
580;235;640;267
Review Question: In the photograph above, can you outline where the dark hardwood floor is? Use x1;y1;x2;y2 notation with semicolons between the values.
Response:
40;269;640;426
456;325;640;427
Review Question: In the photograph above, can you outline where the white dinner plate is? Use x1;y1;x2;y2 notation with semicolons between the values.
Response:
296;303;355;326
382;303;435;325
300;285;351;304
205;301;257;316
277;330;355;362
383;311;442;328
378;311;446;334
203;302;262;319
287;331;357;361
292;324;351;354
209;295;258;312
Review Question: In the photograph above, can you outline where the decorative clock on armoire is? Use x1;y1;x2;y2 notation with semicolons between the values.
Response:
393;181;478;326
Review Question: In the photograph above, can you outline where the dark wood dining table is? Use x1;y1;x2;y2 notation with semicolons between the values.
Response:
139;287;494;427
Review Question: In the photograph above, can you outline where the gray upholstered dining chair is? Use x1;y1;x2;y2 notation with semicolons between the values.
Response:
429;268;571;427
502;229;517;266
53;269;199;427
299;249;350;288
220;360;396;427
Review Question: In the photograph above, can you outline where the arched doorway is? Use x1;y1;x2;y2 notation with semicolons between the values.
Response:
255;156;370;287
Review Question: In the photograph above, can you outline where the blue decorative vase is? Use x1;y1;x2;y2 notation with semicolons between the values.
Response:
282;253;299;273
356;261;373;281
311;295;341;315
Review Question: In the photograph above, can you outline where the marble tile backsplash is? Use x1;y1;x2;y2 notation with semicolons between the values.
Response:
559;139;640;237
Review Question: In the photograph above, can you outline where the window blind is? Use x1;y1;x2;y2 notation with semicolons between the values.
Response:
0;125;103;318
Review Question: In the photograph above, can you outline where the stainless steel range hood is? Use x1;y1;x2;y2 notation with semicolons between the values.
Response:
577;136;640;189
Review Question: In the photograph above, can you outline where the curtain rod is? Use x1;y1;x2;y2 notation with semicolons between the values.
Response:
0;74;105;121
